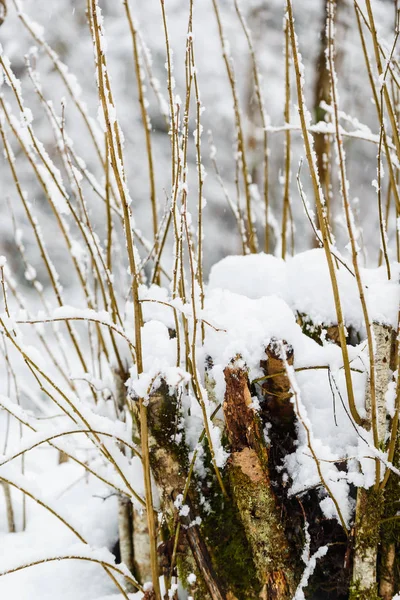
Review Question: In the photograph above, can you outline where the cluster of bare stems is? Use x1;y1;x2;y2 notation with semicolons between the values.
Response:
0;0;399;598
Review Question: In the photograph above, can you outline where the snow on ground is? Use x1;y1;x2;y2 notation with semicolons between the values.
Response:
0;413;122;599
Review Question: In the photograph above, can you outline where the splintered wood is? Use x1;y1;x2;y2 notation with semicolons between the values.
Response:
223;362;296;599
260;339;295;429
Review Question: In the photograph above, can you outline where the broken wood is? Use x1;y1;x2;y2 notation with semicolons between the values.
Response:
223;361;297;598
260;339;295;429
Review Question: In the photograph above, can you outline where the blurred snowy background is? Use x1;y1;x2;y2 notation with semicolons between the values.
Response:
0;0;397;289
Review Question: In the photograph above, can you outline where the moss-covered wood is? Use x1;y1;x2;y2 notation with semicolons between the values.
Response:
200;467;260;600
296;313;361;347
146;382;226;600
352;487;385;598
379;430;400;599
223;363;297;598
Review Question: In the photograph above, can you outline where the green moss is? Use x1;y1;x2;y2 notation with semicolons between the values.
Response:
297;313;325;345
297;313;361;347
228;457;292;576
147;382;189;470
176;549;211;600
199;444;260;600
201;477;260;599
349;580;381;600
355;488;384;555
381;437;400;546
199;437;298;599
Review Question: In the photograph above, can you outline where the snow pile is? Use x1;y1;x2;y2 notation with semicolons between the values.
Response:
204;250;399;525
209;249;400;329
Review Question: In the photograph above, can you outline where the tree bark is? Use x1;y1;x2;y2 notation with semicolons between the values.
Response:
0;0;6;27
133;508;152;584
147;383;226;600
223;362;297;598
2;482;15;533
118;494;136;591
352;323;395;599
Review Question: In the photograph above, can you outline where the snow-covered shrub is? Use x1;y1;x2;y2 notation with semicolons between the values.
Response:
0;0;399;599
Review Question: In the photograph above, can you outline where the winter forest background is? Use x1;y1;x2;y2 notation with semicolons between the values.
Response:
0;0;400;599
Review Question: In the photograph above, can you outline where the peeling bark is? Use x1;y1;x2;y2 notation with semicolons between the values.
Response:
223;363;297;598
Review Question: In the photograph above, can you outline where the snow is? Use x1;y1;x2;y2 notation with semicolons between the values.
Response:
208;253;288;300
0;456;122;600
204;251;400;522
208;249;400;330
1;245;398;596
0;0;398;597
294;543;329;600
